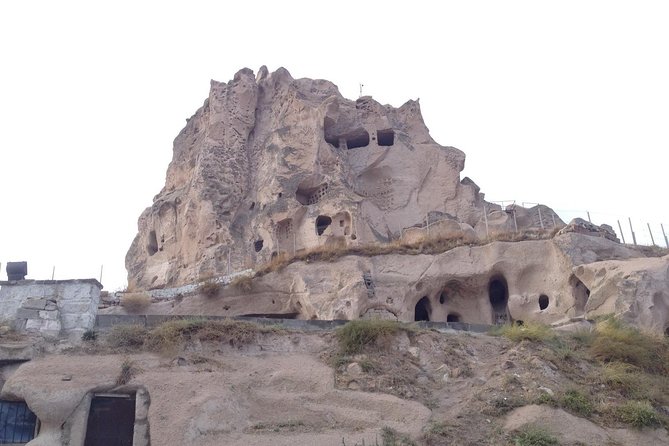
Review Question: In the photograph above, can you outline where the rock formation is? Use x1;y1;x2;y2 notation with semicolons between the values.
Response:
126;67;562;290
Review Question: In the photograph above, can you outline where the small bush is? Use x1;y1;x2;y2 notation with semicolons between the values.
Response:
121;293;151;313
600;362;649;398
107;324;148;348
491;322;555;343
381;427;416;446
614;401;661;428
198;280;221;298
115;358;134;386
560;389;593;417
590;319;668;374
336;320;405;355
230;275;253;292
512;425;559;446
145;318;273;353
81;329;98;342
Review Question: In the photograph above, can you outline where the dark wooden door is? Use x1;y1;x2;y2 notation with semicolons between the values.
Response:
84;395;135;446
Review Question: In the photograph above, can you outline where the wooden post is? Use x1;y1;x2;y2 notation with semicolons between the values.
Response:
52;266;55;280
617;220;626;244
513;209;518;233
537;206;544;230
647;223;656;246
483;206;489;238
587;211;592;223
629;218;637;246
99;265;103;283
661;224;669;248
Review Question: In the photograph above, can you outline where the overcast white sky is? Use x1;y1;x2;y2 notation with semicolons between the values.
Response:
1;1;667;290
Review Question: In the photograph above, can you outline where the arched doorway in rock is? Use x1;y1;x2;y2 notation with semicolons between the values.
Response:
414;296;431;321
489;275;509;324
446;313;461;323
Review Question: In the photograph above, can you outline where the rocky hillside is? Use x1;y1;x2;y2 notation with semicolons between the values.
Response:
125;67;562;290
3;318;667;445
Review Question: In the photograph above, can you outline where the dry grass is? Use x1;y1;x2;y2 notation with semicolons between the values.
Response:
115;358;135;386
230;275;253;292
590;318;668;374
336;319;415;355
107;324;148;348
612;400;662;428
490;322;556;343
197;280;221;298
121;292;152;313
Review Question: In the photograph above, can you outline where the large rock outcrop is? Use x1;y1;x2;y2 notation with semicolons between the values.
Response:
126;67;562;290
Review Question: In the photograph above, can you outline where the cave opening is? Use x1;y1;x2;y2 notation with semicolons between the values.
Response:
147;230;158;256
254;240;264;252
377;128;395;146
414;296;431;321
446;313;461;323
315;215;332;236
539;294;549;310
489;275;509;324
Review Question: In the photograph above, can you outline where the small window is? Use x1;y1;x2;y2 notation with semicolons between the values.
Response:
0;400;37;443
539;294;549;310
377;129;394;146
315;216;332;236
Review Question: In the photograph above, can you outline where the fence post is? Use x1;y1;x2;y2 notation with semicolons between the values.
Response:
587;211;592;223
52;266;55;280
99;265;103;283
628;218;637;246
617;220;626;244
647;223;656;246
662;224;669;248
483;206;489;238
537;206;544;230
513;208;518;233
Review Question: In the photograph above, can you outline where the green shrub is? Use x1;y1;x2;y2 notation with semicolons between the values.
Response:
513;425;559;446
560;389;593;417
614;401;661;428
336;320;405;355
107;324;148;348
490;322;555;343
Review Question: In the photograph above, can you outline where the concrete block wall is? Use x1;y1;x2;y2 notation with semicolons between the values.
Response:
0;279;102;339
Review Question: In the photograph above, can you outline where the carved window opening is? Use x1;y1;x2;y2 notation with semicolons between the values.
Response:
414;296;431;321
489;275;509;324
377;129;394;146
539;294;549;310
84;393;135;446
296;182;329;205
254;240;264;252
316;216;332;236
147;231;158;256
439;292;447;305
446;313;461;323
0;400;37;444
570;275;590;314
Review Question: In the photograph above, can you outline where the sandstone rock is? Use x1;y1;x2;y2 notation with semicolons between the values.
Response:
126;67;558;290
558;217;620;242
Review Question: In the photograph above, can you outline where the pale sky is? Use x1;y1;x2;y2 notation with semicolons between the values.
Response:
1;1;667;290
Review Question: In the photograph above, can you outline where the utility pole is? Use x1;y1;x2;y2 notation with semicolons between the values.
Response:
617;220;626;244
629;218;637;246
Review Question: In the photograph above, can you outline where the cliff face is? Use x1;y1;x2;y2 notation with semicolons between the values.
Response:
126;67;557;290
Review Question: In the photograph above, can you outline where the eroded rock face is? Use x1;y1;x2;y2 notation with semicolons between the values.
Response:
126;67;558;290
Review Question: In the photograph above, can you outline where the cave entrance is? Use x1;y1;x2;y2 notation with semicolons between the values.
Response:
254;240;264;252
316;215;332;236
414;296;431;321
147;230;158;256
539;294;549;310
84;393;135;446
570;275;590;314
489;275;509;324
446;313;461;323
377;129;395;146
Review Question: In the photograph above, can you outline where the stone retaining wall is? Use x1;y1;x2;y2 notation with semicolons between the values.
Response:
0;279;102;338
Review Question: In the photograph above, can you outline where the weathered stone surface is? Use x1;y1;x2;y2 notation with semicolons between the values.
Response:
125;67;562;290
558;217;620;242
